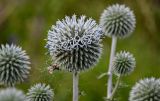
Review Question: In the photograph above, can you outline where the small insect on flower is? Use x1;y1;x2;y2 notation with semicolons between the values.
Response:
47;63;60;74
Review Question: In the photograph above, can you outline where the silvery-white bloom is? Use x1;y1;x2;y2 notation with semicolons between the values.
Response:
129;78;160;101
46;15;102;72
0;44;30;86
0;88;26;101
100;4;136;38
112;51;136;76
26;83;54;101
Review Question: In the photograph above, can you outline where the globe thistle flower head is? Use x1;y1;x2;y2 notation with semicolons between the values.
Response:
0;88;26;101
46;15;102;72
112;51;136;76
100;4;136;38
0;44;30;86
129;78;160;101
26;83;54;101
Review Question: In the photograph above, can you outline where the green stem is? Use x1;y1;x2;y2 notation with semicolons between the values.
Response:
109;76;121;100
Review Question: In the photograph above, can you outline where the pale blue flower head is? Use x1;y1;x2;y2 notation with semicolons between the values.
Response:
100;4;136;38
0;88;26;101
26;83;54;101
113;51;136;76
46;15;102;72
129;78;160;101
0;44;30;86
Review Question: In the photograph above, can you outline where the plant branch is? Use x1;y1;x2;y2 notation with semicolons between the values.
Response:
109;76;121;100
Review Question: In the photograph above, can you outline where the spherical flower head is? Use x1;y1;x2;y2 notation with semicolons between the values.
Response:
46;15;102;72
129;78;160;101
0;88;26;101
26;83;54;101
0;44;30;86
100;4;136;38
112;51;136;76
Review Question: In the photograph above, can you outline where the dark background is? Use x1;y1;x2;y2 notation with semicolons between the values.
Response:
0;0;160;100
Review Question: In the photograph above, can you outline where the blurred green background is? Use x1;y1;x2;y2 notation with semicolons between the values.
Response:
0;0;160;100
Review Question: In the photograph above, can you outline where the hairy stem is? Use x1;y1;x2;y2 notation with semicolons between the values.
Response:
107;36;117;99
109;76;121;100
73;72;79;101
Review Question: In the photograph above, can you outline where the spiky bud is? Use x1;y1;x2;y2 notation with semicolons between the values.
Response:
0;88;26;101
112;51;136;76
46;15;102;72
129;78;160;101
26;83;54;101
100;4;136;38
0;44;30;86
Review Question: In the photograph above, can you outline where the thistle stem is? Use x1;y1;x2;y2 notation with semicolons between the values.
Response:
107;36;117;99
73;72;79;101
109;76;121;100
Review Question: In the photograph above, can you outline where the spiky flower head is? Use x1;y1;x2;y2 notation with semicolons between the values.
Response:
100;4;136;38
0;44;30;86
26;83;54;101
129;78;160;101
46;15;102;72
0;88;26;101
112;51;136;76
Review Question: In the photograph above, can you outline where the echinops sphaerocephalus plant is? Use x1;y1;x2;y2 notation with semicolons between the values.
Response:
129;78;160;101
0;44;30;86
0;88;26;101
26;83;54;101
100;4;136;38
113;51;136;76
46;15;102;72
